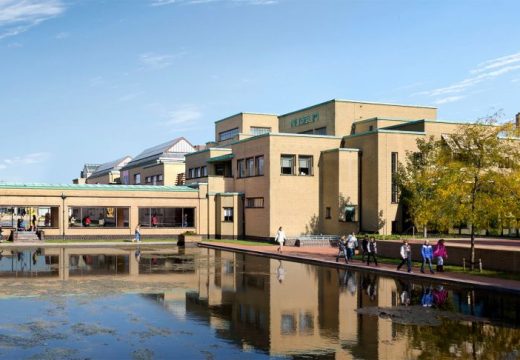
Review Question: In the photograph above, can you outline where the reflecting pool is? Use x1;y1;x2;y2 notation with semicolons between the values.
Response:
0;246;518;359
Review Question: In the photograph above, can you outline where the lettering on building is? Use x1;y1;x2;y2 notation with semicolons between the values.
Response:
290;113;319;128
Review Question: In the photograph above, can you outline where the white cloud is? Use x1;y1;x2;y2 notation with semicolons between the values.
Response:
0;0;65;40
0;152;50;169
164;105;202;126
416;51;520;103
150;0;277;6
54;31;69;39
139;52;185;69
434;95;466;105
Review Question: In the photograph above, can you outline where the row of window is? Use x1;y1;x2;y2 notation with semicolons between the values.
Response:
298;127;327;135
219;127;239;142
281;154;313;176
145;174;163;184
187;166;207;179
324;205;358;222
237;156;264;178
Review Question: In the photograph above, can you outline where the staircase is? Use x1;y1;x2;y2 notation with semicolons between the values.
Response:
13;230;43;243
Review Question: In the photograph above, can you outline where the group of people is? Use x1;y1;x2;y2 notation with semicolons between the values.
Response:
336;233;379;266
397;238;448;274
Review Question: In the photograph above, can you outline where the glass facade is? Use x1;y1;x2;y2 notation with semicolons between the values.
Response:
139;207;195;228
69;207;129;228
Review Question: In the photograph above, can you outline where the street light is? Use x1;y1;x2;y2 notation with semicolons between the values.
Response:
61;193;67;239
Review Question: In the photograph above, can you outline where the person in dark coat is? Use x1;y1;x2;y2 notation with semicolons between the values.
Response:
336;235;348;263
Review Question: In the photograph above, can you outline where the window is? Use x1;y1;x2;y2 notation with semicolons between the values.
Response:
369;125;374;131
255;156;264;176
391;152;399;203
145;176;151;184
298;155;313;175
246;198;264;208
250;127;271;136
215;163;225;176
314;127;327;135
195;167;201;178
246;158;255;177
237;159;246;178
219;127;239;142
223;207;234;222
134;173;141;184
152;175;157;185
325;207;331;219
69;207;130;228
281;155;295;175
341;205;358;222
188;168;194;179
138;207;195;228
158;174;163;181
201;166;207;177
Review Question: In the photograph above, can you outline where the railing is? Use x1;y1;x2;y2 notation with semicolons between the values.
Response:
287;235;340;247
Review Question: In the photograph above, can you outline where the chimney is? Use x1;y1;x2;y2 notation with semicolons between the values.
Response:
516;113;520;129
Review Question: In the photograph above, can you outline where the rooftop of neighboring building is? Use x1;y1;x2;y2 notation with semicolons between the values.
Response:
122;137;195;170
89;155;132;178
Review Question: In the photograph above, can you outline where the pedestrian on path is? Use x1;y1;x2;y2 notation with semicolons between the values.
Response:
366;237;378;266
433;239;448;272
346;232;357;261
275;226;286;253
397;240;412;273
133;224;141;242
336;235;348;263
361;235;369;262
421;239;435;274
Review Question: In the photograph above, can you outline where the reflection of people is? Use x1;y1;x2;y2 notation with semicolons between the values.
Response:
422;286;433;307
44;212;51;227
336;236;348;263
433;285;448;307
275;226;286;253
133;224;141;242
135;247;141;262
31;215;37;231
183;214;188;227
276;260;285;283
152;214;158;227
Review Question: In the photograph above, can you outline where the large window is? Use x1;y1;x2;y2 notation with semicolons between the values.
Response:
139;207;195;228
0;206;59;229
391;152;399;203
246;158;255;177
246;198;264;208
255;156;264;176
250;127;271;136
341;205;358;222
219;127;239;142
298;155;313;175
223;207;234;222
237;159;246;178
69;207;129;228
281;155;295;175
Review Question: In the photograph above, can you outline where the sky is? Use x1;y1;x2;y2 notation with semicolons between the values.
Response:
1;0;520;183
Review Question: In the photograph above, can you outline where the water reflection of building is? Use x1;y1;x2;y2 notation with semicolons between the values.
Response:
180;250;416;358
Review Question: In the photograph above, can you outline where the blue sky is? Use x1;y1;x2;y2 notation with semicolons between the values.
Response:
1;0;519;183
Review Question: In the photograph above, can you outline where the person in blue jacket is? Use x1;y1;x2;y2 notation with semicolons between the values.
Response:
421;239;434;274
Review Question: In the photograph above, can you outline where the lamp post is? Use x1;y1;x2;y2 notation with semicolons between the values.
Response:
61;193;67;239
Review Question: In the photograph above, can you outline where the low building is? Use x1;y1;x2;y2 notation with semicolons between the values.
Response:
86;155;132;184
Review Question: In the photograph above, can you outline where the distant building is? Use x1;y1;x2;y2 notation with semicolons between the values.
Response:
72;163;101;184
86;156;132;184
120;137;196;186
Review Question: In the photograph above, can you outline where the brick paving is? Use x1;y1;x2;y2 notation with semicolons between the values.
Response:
199;242;520;294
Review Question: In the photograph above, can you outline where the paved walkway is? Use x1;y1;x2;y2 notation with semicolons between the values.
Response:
199;242;520;294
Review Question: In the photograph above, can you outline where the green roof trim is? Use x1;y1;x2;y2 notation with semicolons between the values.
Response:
343;129;426;140
0;183;197;192
207;153;235;163
321;148;360;154
353;117;422;125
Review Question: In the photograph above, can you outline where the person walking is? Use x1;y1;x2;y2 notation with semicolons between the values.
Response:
31;214;37;231
397;240;412;273
366;237;378;266
361;235;369;262
336;235;349;263
433;239;448;272
346;232;357;261
421;239;435;274
133;224;141;243
275;226;286;253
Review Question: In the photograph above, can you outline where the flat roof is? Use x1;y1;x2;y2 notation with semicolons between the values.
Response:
214;112;278;124
0;183;197;192
279;99;437;118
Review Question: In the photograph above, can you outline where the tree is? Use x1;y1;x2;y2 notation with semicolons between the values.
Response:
399;116;520;270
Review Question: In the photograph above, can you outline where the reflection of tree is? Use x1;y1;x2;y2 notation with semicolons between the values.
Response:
403;320;520;359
